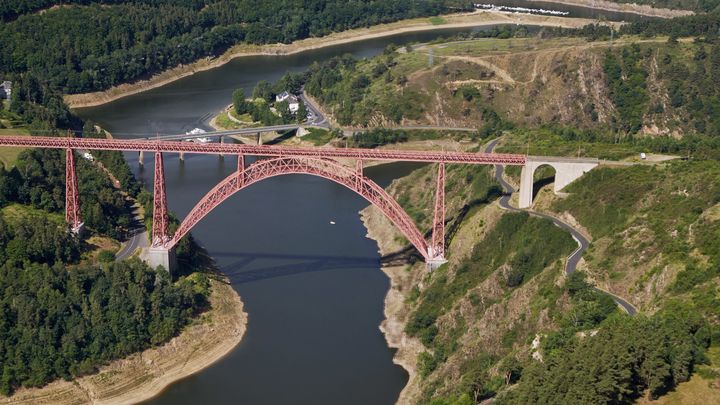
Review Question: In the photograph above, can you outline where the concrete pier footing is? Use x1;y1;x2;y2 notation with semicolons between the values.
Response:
142;247;177;274
426;257;448;271
71;223;85;238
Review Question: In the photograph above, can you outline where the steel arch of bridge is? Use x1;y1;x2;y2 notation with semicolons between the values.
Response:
166;156;432;261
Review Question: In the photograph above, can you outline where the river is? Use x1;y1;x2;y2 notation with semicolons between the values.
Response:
74;6;652;404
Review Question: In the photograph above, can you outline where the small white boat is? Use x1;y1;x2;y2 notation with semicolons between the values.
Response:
186;128;206;135
330;221;336;225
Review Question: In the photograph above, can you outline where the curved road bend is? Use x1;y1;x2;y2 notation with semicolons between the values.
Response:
115;226;148;260
484;139;637;315
115;204;149;261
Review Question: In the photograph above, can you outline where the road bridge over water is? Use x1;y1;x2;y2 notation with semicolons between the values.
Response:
0;135;597;272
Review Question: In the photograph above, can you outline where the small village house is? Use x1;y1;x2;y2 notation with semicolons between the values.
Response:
275;91;300;114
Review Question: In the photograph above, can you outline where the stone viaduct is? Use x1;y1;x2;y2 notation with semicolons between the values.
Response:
518;156;599;208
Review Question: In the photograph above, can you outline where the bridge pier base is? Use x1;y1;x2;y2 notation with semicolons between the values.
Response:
142;247;177;274
426;256;448;271
179;152;185;162
70;222;85;238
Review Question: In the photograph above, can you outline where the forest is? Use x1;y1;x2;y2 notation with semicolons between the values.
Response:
610;0;720;12
0;0;469;93
0;145;208;393
0;257;208;394
498;306;708;404
602;39;720;133
0;33;211;393
0;149;133;238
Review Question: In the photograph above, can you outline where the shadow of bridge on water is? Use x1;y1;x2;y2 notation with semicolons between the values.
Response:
210;251;385;284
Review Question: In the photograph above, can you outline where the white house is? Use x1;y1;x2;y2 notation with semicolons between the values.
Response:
276;91;300;114
288;97;300;114
0;81;11;99
275;91;291;103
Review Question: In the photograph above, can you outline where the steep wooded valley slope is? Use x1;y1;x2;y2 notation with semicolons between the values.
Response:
360;137;719;404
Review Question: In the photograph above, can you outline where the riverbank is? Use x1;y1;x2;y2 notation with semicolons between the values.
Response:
360;201;425;404
0;276;247;405
529;0;693;18
65;10;618;109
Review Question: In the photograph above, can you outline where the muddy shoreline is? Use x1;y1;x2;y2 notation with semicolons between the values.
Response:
360;200;425;404
528;0;693;18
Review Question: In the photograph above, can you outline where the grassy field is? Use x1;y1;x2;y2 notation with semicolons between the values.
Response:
0;128;29;168
430;36;587;56
638;347;720;404
300;128;335;146
1;203;64;226
214;111;257;130
496;128;645;160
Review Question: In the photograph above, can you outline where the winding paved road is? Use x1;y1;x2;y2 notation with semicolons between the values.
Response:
485;139;637;315
299;91;329;128
115;204;149;261
115;226;148;260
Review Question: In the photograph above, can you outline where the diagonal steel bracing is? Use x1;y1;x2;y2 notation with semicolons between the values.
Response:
431;162;446;259
152;151;170;247
65;149;82;232
0;135;527;165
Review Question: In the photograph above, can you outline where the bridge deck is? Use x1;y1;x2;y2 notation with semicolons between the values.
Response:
0;135;527;165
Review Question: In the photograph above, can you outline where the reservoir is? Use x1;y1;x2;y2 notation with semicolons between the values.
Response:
75;7;653;404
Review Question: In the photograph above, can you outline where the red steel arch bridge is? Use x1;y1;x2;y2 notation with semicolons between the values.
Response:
0;135;527;271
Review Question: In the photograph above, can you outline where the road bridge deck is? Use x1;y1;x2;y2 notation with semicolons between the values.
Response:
0;135;527;165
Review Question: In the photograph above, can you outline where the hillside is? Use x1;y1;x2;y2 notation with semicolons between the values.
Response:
0;0;465;94
359;133;720;404
306;32;720;137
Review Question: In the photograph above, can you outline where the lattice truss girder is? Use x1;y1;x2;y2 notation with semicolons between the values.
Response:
0;136;527;165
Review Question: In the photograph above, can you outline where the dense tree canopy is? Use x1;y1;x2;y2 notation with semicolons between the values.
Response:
1;149;133;238
499;310;708;404
0;258;208;394
0;0;470;93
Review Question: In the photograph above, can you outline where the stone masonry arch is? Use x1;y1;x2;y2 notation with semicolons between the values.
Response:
518;157;599;208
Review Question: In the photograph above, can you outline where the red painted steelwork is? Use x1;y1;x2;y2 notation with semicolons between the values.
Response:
431;163;446;259
152;152;170;247
2;134;530;261
65;149;82;231
0;136;527;165
169;157;432;260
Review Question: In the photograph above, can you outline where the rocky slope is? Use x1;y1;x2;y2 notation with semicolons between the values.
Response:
361;145;720;404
